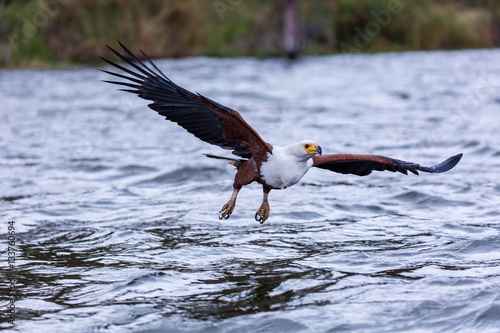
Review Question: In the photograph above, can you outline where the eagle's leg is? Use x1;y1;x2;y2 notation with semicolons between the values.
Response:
219;185;241;220
255;186;271;224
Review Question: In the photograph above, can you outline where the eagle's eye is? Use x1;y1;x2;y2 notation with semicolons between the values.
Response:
304;144;310;149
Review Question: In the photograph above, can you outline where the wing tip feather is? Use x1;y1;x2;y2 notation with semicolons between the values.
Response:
419;153;463;174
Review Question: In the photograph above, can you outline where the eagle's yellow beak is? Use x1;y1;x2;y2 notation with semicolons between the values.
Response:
305;144;322;155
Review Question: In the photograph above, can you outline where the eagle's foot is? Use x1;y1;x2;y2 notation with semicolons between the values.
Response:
255;201;270;224
219;187;240;220
219;200;235;220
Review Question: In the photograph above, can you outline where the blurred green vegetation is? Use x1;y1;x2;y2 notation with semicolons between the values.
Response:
0;0;498;67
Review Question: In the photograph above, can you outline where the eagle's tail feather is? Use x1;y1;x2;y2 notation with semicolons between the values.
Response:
203;154;245;167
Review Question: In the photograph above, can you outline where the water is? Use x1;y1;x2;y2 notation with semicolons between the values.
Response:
1;49;500;332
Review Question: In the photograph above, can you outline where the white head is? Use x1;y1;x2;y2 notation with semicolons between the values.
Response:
286;140;322;161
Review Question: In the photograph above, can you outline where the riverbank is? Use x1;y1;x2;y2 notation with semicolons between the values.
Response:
1;0;498;68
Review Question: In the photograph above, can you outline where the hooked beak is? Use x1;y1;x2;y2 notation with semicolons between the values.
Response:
311;144;322;155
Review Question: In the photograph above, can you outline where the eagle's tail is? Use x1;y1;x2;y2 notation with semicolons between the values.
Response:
203;154;245;167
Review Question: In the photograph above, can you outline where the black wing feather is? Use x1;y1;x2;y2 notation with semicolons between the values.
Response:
313;154;463;176
101;43;268;158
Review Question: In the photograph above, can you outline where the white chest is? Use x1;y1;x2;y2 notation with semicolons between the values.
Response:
260;146;313;189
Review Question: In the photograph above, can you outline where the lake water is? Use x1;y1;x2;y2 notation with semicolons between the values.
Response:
1;49;500;332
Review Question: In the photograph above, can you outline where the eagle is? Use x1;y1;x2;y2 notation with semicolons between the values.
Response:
101;43;463;223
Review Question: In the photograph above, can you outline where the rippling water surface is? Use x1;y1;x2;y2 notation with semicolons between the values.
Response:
1;49;500;332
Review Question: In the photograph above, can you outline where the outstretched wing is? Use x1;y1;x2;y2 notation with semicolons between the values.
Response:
101;42;272;159
313;153;463;176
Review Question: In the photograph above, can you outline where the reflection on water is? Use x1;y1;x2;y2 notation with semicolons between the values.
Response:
1;49;500;332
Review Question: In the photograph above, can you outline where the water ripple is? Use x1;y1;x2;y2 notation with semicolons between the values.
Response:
2;49;500;332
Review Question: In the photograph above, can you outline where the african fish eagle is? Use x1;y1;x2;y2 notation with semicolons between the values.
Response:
101;43;462;223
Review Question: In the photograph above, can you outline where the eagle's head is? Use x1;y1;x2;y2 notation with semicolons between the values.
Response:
287;140;322;161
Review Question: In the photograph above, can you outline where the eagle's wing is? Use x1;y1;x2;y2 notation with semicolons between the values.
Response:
101;42;272;159
313;153;463;176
